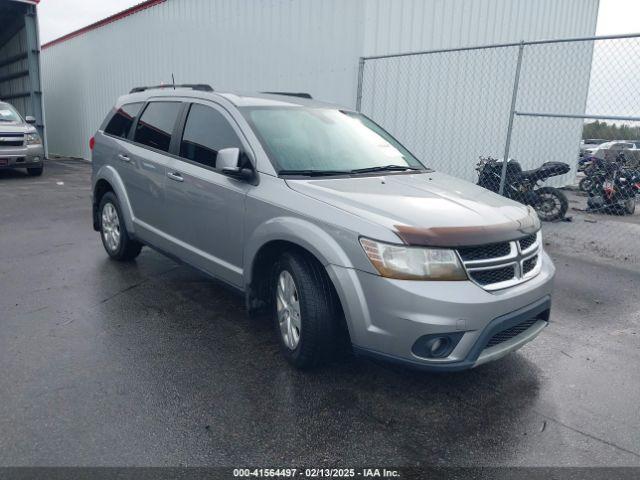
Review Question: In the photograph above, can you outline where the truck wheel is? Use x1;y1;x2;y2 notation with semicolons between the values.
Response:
272;251;341;369
98;192;142;261
27;166;43;176
536;187;568;221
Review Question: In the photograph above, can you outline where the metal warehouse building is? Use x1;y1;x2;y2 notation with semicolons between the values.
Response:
41;0;600;162
1;0;44;138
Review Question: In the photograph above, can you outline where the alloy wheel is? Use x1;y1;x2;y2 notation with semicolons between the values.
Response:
101;203;121;252
276;270;301;350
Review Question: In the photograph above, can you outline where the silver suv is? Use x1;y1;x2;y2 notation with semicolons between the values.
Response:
91;85;554;371
0;101;44;176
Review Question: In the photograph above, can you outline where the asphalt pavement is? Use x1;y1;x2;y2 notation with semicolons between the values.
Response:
0;159;639;467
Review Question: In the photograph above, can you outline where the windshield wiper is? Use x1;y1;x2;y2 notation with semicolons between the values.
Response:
350;164;421;174
278;169;351;177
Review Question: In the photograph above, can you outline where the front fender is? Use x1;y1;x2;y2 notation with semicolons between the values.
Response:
243;216;355;287
93;165;136;234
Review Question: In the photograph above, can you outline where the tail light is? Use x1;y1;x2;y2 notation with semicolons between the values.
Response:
89;136;95;151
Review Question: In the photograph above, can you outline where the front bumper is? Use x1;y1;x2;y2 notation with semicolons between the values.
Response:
327;250;555;371
0;145;44;169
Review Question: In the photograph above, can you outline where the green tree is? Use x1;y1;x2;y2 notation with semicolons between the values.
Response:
582;121;640;141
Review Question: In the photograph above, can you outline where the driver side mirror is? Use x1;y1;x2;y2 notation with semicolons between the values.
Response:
217;148;254;181
25;116;36;124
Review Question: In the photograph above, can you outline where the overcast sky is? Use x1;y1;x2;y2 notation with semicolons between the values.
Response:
38;0;140;43
37;0;640;44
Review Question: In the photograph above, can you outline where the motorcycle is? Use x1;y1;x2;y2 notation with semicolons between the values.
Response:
579;152;630;193
586;161;638;215
578;156;608;192
476;157;571;221
578;155;599;173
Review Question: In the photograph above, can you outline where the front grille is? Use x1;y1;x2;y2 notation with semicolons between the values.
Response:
0;133;24;147
457;231;541;290
469;265;515;286
523;255;538;275
519;234;537;251
485;318;538;348
458;242;511;261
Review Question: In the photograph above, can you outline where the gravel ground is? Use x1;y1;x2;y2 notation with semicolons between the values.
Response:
543;188;640;265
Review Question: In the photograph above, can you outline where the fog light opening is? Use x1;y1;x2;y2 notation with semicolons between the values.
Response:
426;337;450;357
412;332;464;359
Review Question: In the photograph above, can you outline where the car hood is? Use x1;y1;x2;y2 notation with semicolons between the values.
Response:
0;122;35;133
286;172;540;247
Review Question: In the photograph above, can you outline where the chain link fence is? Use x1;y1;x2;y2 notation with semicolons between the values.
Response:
357;33;640;267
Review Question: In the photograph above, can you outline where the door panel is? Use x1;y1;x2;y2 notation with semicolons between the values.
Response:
123;142;170;233
163;102;251;287
164;160;249;286
125;101;183;237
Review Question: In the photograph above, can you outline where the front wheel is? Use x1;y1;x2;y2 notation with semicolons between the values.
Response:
27;166;43;176
271;251;342;369
535;186;568;221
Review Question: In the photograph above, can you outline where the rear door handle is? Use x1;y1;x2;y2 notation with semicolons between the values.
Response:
117;153;130;162
167;171;184;182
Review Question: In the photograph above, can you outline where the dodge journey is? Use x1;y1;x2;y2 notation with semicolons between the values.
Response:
91;85;554;370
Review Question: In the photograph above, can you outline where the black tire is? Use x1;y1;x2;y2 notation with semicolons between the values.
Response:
27;166;43;176
535;186;568;221
271;251;343;369
98;192;142;261
578;177;593;192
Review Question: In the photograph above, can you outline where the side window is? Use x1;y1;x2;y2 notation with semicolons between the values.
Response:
133;102;182;152
104;102;143;138
179;104;242;168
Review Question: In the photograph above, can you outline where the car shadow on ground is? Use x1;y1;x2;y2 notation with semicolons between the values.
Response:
0;168;33;181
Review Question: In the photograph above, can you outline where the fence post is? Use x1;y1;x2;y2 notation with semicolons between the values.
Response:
499;41;525;195
356;57;365;112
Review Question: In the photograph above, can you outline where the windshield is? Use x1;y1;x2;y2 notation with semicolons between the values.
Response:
0;103;22;123
242;107;425;174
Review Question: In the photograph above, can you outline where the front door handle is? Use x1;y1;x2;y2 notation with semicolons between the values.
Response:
117;153;131;162
167;171;184;182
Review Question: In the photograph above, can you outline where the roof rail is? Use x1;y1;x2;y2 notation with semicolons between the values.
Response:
262;91;312;99
129;84;214;94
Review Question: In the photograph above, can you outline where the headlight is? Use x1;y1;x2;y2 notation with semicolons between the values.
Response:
25;133;42;145
359;238;467;281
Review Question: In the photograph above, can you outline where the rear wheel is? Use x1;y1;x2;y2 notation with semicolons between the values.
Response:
27;166;43;176
271;251;342;369
99;192;142;261
535;186;568;221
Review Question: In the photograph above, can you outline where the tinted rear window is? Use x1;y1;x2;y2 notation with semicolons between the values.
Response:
104;103;143;138
134;102;182;152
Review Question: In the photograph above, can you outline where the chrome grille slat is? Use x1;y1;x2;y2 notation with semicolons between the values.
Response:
458;231;542;291
0;133;24;147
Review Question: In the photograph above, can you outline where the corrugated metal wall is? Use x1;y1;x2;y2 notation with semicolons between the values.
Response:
362;0;600;56
0;28;30;115
42;0;599;160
